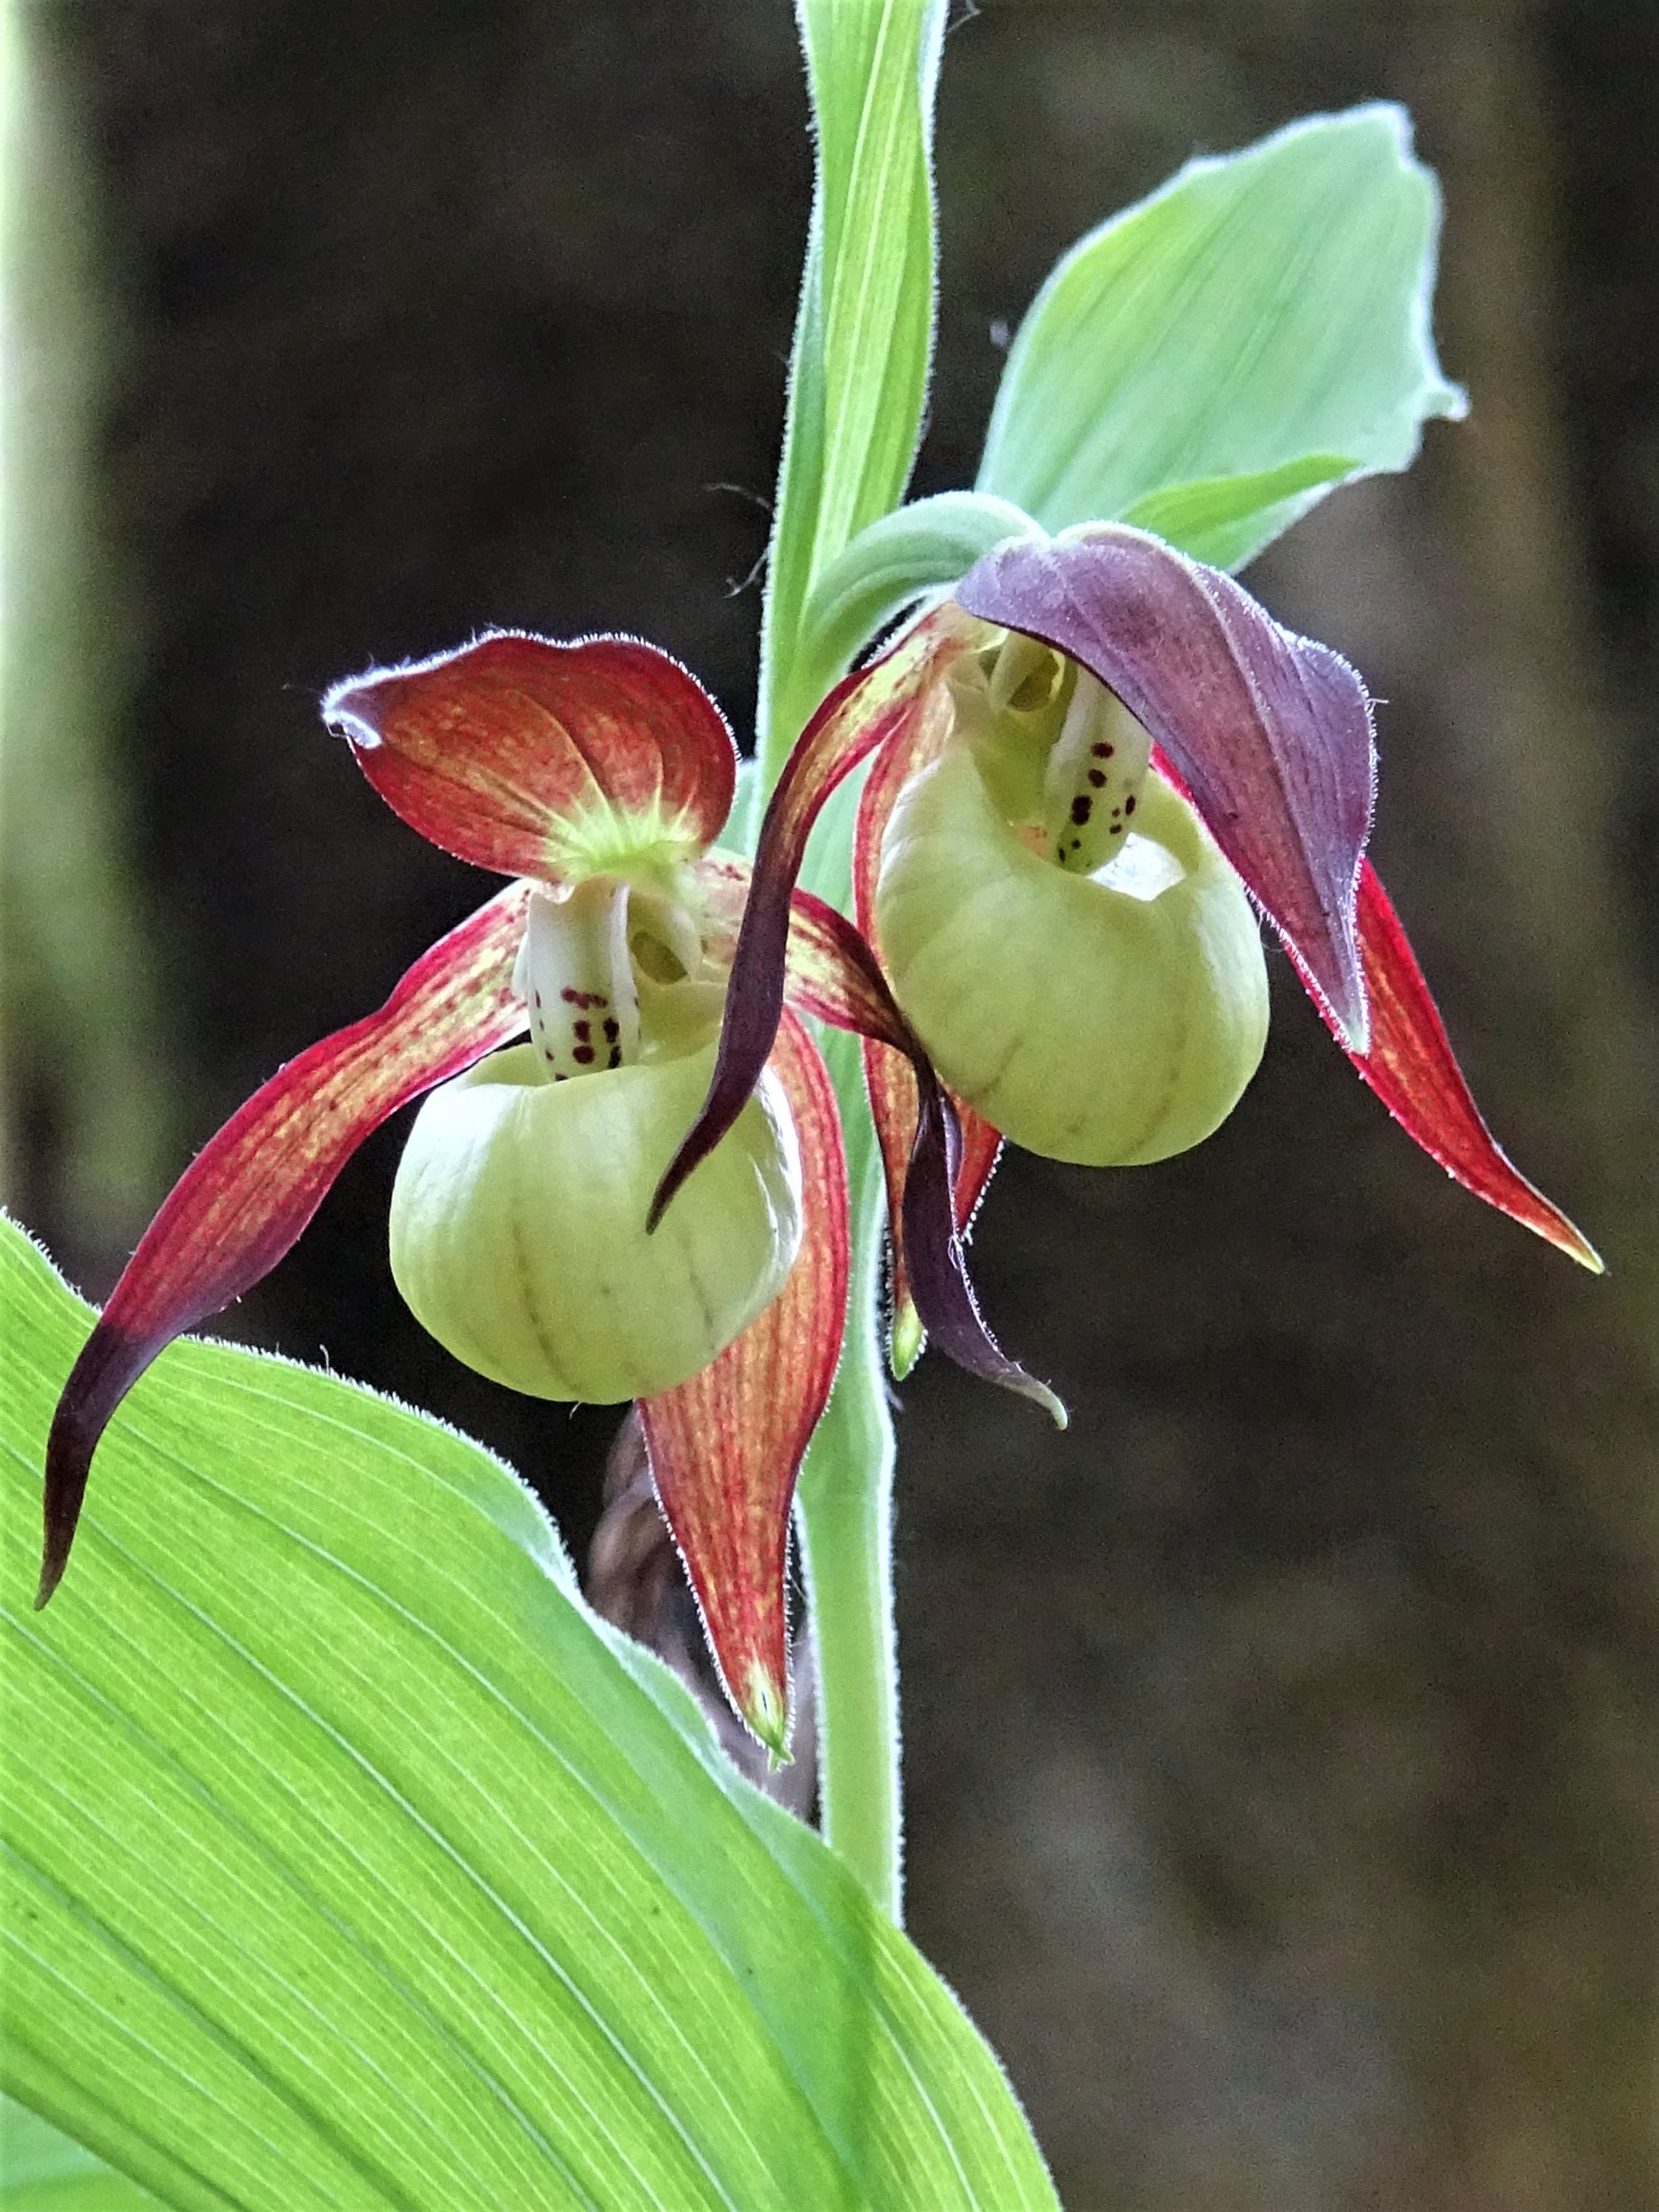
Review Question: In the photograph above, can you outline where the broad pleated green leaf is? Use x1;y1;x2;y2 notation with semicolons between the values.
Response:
977;104;1465;567
0;1217;1056;2211
759;0;947;769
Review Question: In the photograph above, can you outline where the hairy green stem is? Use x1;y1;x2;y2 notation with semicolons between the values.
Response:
758;0;945;1921
796;1159;902;1919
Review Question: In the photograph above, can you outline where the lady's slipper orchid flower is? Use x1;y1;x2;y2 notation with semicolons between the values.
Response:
659;523;1600;1373
38;629;1039;1753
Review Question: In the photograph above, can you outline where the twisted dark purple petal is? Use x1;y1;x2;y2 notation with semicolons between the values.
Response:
902;1072;1066;1426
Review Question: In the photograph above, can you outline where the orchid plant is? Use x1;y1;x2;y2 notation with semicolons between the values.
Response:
4;6;1599;2206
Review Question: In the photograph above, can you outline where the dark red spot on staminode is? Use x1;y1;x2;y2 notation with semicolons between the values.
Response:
574;1045;595;1066
1087;769;1106;788
574;1019;591;1041
1070;795;1093;826
560;986;582;1005
1092;741;1113;758
607;1047;621;1069
602;1017;620;1043
1124;794;1137;816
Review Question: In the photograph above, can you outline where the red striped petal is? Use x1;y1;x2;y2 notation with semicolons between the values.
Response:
638;1009;849;1757
1302;862;1600;1268
956;527;1377;1048
39;881;534;1604
325;632;736;880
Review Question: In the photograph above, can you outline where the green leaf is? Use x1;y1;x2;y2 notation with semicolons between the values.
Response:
2;2096;101;2187
760;0;948;773
1;2098;158;2208
1119;452;1355;571
0;1217;1056;2211
977;103;1466;566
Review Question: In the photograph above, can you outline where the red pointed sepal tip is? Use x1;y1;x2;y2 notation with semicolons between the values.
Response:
638;1010;850;1755
325;631;737;882
741;1666;794;1770
888;1298;926;1382
1312;861;1601;1272
37;880;535;1603
956;526;1377;1051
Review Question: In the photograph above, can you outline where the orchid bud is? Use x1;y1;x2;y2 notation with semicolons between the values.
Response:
875;646;1270;1166
389;875;803;1402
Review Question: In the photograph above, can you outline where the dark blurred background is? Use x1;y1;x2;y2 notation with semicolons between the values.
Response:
6;3;1657;2206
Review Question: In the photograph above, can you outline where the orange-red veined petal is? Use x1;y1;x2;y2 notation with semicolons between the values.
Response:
638;1008;849;1757
39;881;535;1604
1306;862;1601;1269
325;632;737;880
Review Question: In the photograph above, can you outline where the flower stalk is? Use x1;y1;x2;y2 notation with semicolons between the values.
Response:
745;0;951;1913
